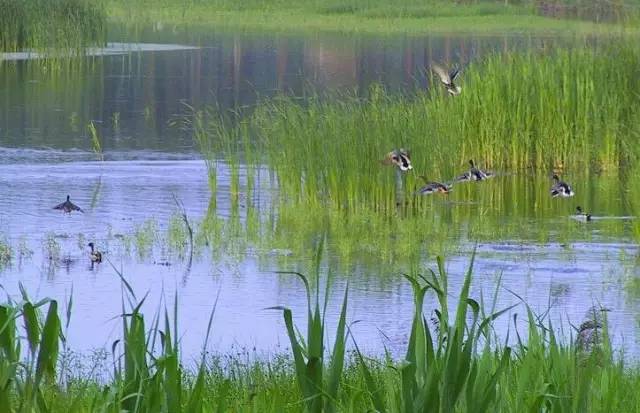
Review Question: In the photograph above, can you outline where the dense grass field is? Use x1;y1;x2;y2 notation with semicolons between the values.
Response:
2;255;639;412
105;0;640;35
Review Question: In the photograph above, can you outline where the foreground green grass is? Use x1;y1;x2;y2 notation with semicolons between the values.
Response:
2;255;640;412
105;0;639;35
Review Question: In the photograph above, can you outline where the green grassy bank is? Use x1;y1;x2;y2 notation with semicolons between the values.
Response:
1;255;639;412
105;0;640;35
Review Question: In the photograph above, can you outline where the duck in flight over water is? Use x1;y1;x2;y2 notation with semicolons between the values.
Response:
432;64;462;96
53;195;84;213
550;175;574;197
382;149;413;171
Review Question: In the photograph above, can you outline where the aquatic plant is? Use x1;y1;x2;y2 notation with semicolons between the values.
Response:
17;236;34;260
111;111;120;132
43;233;61;262
0;254;639;411
88;121;104;162
0;287;64;412
133;219;159;258
355;254;515;412
196;42;640;216
0;236;12;268
190;41;640;268
0;0;106;53
270;241;350;413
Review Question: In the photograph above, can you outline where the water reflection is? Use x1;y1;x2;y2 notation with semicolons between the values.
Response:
1;29;577;153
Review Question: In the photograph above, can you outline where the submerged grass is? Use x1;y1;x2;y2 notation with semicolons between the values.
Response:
1;255;639;412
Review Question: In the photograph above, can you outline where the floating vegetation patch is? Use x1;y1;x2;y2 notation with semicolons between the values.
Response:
0;235;12;268
0;0;106;53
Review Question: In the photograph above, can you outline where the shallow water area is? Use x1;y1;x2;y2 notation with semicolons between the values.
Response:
0;42;198;61
0;152;639;357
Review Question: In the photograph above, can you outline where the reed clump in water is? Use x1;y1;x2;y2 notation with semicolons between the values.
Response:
195;42;640;215
0;0;106;53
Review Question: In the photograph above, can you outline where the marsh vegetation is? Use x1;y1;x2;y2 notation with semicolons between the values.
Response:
192;41;640;265
1;255;637;412
106;0;640;34
2;2;640;411
0;0;106;52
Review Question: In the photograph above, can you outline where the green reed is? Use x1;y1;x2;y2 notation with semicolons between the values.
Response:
87;121;104;162
0;236;12;268
194;41;640;225
0;0;106;53
2;255;638;412
270;241;350;413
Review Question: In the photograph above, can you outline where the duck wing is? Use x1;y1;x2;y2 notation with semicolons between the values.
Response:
53;201;67;210
381;152;397;165
432;64;451;85
560;182;574;196
68;202;84;213
449;68;461;82
455;171;472;182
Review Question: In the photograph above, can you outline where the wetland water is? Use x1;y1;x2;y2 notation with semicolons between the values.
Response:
0;29;638;356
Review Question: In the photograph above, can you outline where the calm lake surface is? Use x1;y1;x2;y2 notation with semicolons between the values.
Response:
0;28;638;357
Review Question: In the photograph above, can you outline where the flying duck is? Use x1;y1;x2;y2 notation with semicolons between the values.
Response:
382;149;413;171
550;175;574;197
53;195;84;213
88;242;102;262
416;176;452;195
432;64;462;96
456;159;493;182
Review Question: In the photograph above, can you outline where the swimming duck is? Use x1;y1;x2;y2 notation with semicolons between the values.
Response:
550;175;574;197
53;195;84;213
575;206;592;222
88;242;102;263
416;176;452;195
456;159;493;182
432;64;462;96
382;149;413;171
